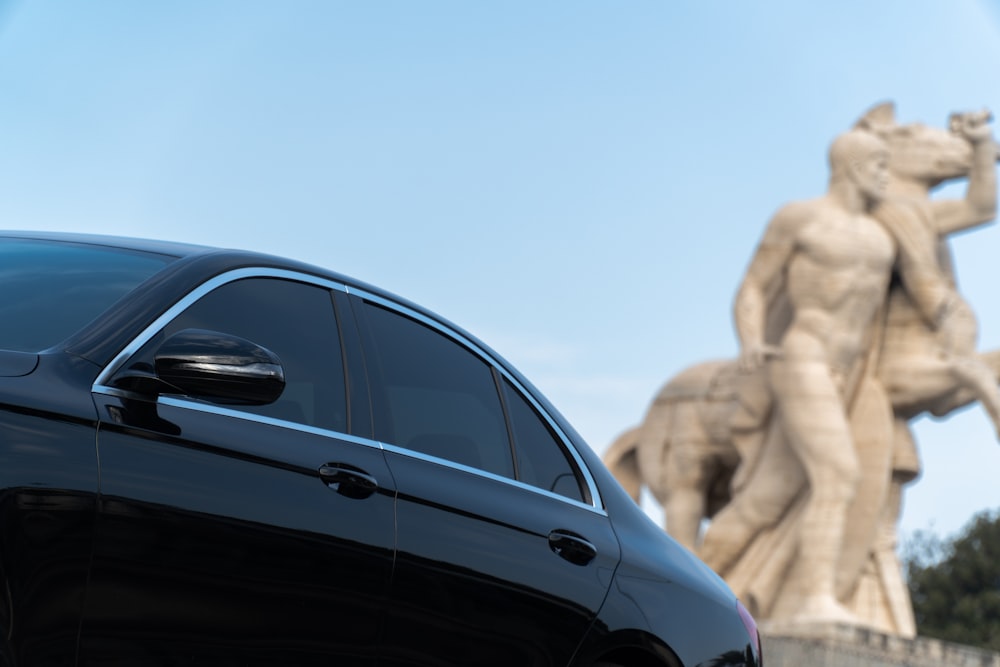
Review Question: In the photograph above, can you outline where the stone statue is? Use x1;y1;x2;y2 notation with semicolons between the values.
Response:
700;126;896;627
603;103;999;636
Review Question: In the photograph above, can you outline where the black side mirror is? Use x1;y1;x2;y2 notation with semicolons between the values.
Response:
151;328;286;405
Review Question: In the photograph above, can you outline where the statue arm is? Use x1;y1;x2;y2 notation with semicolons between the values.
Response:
874;199;951;328
733;204;801;370
931;114;997;235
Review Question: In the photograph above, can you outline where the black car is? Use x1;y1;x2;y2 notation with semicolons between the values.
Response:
0;231;761;666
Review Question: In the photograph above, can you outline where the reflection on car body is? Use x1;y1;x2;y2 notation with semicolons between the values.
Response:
0;231;761;666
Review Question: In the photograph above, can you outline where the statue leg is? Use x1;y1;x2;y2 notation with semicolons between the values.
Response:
873;476;916;636
662;438;718;551
698;423;805;576
769;358;861;623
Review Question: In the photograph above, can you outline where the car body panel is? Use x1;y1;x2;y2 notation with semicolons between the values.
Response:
0;354;103;664
0;232;760;666
82;392;396;665
379;446;620;666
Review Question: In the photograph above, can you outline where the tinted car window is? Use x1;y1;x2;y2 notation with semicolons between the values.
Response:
123;277;348;432
501;377;585;502
362;303;514;478
0;238;174;352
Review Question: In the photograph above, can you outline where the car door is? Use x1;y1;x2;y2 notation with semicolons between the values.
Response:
81;272;396;666
352;294;621;667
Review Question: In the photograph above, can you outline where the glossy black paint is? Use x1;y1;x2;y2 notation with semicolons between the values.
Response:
0;231;761;667
152;328;287;404
572;479;759;667
379;448;620;666
0;354;103;665
83;393;396;665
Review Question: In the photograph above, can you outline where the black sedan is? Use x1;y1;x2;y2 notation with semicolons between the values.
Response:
0;231;761;666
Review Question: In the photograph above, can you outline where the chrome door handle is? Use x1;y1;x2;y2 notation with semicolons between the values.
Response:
319;463;378;499
548;530;596;566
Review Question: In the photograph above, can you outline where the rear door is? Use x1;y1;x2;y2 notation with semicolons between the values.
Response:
83;272;396;666
353;294;620;667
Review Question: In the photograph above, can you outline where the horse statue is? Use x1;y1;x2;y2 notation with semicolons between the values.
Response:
605;103;1000;558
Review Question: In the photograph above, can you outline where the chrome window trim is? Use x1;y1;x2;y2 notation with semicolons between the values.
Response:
94;268;347;388
90;267;605;513
381;442;607;516
93;387;383;450
348;287;605;510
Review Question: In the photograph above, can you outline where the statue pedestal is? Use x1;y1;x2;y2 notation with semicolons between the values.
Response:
762;624;1000;667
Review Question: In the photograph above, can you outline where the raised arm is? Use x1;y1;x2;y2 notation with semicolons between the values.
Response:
932;110;997;235
733;202;806;370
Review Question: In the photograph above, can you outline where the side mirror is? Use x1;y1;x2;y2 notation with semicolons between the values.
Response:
152;328;285;405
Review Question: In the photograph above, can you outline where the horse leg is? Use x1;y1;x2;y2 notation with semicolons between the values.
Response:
916;350;1000;417
945;354;1000;438
884;352;1000;438
978;348;1000;382
923;301;1000;432
661;437;717;552
638;399;718;550
925;349;1000;415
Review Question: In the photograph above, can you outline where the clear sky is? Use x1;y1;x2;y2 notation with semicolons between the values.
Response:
1;1;998;545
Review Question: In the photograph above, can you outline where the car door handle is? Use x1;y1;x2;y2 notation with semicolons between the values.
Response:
318;464;379;499
548;530;597;566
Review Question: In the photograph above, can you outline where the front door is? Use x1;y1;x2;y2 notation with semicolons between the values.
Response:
81;274;396;666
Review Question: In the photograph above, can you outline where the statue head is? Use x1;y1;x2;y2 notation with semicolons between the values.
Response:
828;128;890;205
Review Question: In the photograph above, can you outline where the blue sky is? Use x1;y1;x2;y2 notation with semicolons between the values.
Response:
1;1;999;544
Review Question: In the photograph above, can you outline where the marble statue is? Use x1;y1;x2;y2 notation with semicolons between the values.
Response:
603;102;999;636
701;125;897;628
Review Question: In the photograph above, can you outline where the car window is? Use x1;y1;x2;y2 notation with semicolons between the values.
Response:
0;238;174;352
361;303;515;479
121;277;348;432
500;377;585;502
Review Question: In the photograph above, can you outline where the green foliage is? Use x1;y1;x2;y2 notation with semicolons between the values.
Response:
903;510;1000;651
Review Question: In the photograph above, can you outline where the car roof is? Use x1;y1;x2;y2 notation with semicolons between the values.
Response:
3;229;534;381
0;230;217;258
5;230;461;362
0;229;373;296
0;230;380;292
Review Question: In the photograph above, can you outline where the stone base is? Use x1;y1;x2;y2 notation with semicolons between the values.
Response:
762;623;1000;667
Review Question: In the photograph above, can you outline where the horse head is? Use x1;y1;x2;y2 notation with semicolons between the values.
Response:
855;101;999;189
